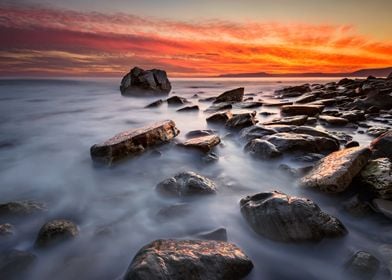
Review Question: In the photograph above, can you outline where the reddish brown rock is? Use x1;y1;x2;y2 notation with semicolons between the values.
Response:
180;135;221;152
206;111;233;124
319;115;349;126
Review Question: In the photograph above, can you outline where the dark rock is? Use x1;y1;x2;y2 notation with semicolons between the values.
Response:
276;84;311;98
345;251;380;280
240;191;347;242
90;120;180;164
156;203;191;220
370;130;392;159
199;97;216;102
263;115;308;126
145;99;163;108
35;219;79;248
185;130;216;138
300;147;371;193
263;100;293;106
167;96;189;106
237;101;263;108
295;93;317;104
372;199;392;219
295;153;324;162
0;200;46;219
244;139;281;159
214;87;244;103
259;111;277;116
124;239;253;280
120;67;171;96
319;115;348;126
0;250;37;280
263;124;294;133
387;72;392;80
291;126;339;143
177;105;199;112
340;110;366;122
226;112;257;129
239;125;276;142
202;152;219;163
343;195;372;217
0;223;13;236
156;171;217;197
345;141;360;148
354;87;392;110
360;158;392;200
180;135;221;152
206;111;233;124
196;227;228;241
281;105;324;116
367;126;389;137
205;102;233;112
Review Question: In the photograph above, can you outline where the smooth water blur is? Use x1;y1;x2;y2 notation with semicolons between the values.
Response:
0;77;389;279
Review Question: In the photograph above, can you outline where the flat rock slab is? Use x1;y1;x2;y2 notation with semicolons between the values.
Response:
180;135;221;152
240;191;347;242
300;147;371;193
319;115;349;126
263;115;308;126
281;105;324;116
124;239;253;280
90;120;179;164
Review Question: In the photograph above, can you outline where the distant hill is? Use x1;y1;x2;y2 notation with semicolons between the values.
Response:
218;67;392;78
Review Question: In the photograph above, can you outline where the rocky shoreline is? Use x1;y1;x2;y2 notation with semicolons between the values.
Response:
1;68;392;279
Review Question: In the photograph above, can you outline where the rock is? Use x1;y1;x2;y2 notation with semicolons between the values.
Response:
295;153;324;162
345;141;360;148
373;199;392;219
196;228;228;241
120;67;171;96
124;239;253;280
202;152;219;164
295;93;317;104
237;101;263;108
206;111;233;124
340;110;366;122
145;99;163;108
35;219;79;248
0;200;46;219
370;130;392;159
177;105;199;112
367;126;389;137
239;125;276;142
180;135;221;152
264;124;294;133
345;251;380;280
156;171;217;197
0;223;13;236
0;250;37;280
225;112;257;129
240;191;347;242
354;87;392;110
291;126;339;142
300;147;371;193
263;115;308;126
360;158;392;199
167;96;189;106
156;203;191;220
185;130;216;138
244;139;282;159
343;195;372;217
388;72;392;79
275;84;311;98
263;133;339;154
214;87;244;103
281;105;324;116
205;102;233;112
319;115;348;126
263;100;293;106
90;120;180;164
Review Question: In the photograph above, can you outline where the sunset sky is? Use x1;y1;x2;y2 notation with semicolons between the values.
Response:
1;0;392;77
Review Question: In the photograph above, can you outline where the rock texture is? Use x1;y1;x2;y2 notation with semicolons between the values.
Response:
180;135;221;152
244;139;282;158
90;120;179;164
300;147;371;193
281;105;324;116
124;239;253;280
239;125;276;142
319;115;348;126
345;251;380;280
120;67;171;96
156;172;217;197
214;87;244;103
35;219;78;248
206;111;233;124
263;115;308;126
0;200;46;219
240;191;347;242
225;112;257;129
370;130;392;159
360;158;392;199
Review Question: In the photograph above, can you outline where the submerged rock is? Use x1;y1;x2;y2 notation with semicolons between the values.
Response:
281;105;324;116
300;147;371;193
124;239;253;280
237;101;263;108
120;67;171;96
180;135;221;152
240;191;347;242
167;96;189;106
156;171;217;197
244;139;282;159
370;130;392;159
196;228;228;242
185;130;216;138
214;87;244;103
360;158;392;200
35;219;79;248
0;200;46;219
225;112;257;129
345;251;380;280
177;105;199;112
156;203;191;220
145;99;163;108
90;120;180;164
0;223;13;236
0;250;37;280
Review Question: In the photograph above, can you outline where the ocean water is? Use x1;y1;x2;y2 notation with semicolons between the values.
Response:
0;77;389;279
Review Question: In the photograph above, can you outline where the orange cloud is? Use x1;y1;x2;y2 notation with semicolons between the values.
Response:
0;5;391;77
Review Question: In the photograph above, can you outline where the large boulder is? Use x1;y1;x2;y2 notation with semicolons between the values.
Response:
35;219;79;248
90;120;179;164
180;135;221;152
240;191;347;242
281;105;324;116
156;171;217;197
300;147;371;193
370;130;392;159
353;87;392;110
124;239;253;280
360;158;392;200
120;67;171;96
214;87;244;103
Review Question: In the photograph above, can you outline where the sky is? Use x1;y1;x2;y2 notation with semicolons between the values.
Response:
1;0;392;77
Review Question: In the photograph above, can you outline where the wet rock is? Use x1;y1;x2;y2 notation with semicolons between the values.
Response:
346;141;360;148
263;100;293;106
0;200;46;219
0;250;37;280
202;152;219;163
340;110;366;122
156;203;191;220
345;251;380;280
225;111;257;129
244;139;281;159
90;120;180;164
319;115;348;126
35;219;79;248
281;105;324;116
373;199;392;219
206;111;233;124
300;147;371;193
239;125;276;142
360;158;392;200
180;135;221;152
263;124;294;133
185;130;216;138
292;126;339;142
367;126;389;137
309;98;336;106
156;171;217;197
177;105;199;112
370;130;392;159
328;130;353;144
354;87;392;110
276;84;311;98
120;67;171;96
388;72;392;79
263;115;308;126
295;153;324;162
240;191;347;242
343;195;372;217
205;102;233;112
145;99;163;108
0;223;13;236
196;227;228;241
295;93;317;104
237;101;263;108
214;87;244;103
167;96;189;106
124;239;253;280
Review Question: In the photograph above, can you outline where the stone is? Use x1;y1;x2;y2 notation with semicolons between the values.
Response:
0;200;46;219
120;67;171;96
340;110;366;122
180;135;221;152
239;125;276;142
196;228;228;241
0;223;13;236
373;199;392;219
244;139;282;159
291;126;339;142
156;203;191;220
205;102;233;112
214;87;244;103
35;219;79;248
145;99;163;108
124;239;253;280
275;84;311;98
263;115;308;126
367;126;389;137
354;87;392;110
345;141;360;148
156;171;217;197
360;158;392;200
343;195;372;217
237;101;263;108
263;100;293;106
345;251;380;280
206;111;233;124
281;105;324;116
185;130;216;138
90;120;179;164
166;96;189;106
388;72;392;79
319;115;349;126
177;105;199;112
300;147;371;193
0;250;37;280
225;111;257;129
370;130;392;159
240;191;347;242
295;93;317;104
